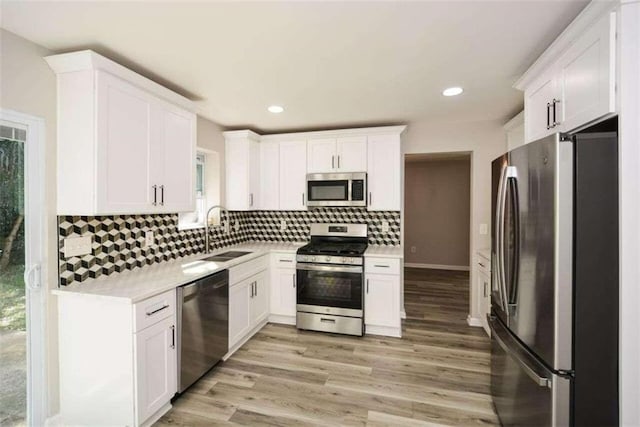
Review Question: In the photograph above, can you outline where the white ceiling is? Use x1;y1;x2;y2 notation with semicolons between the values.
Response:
1;1;588;132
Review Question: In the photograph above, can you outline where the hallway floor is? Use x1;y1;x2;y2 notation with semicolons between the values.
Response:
157;268;496;426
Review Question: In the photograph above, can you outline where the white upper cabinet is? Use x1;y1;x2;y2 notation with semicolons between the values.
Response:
307;136;367;173
336;136;367;172
279;140;307;211
517;8;617;143
259;141;280;210
307;138;337;173
46;50;196;215
224;131;261;211
367;134;402;211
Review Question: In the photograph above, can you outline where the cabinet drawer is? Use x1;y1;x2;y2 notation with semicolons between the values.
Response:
365;257;401;275
272;252;296;268
229;255;268;285
133;289;176;333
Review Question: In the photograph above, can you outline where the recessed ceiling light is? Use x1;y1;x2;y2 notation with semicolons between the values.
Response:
268;105;284;113
442;87;464;97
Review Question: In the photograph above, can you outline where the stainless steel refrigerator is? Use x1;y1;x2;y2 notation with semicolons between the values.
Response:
490;119;619;427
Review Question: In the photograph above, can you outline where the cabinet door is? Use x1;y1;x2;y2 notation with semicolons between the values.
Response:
270;267;297;317
250;271;269;326
367;134;401;211
364;274;400;328
134;317;176;425
96;71;153;213
558;11;615;133
249;139;260;209
478;269;491;335
229;280;252;348
260;142;280;210
524;71;557;143
307;138;336;173
154;104;196;212
225;139;251;210
279;140;307;211
336;136;367;172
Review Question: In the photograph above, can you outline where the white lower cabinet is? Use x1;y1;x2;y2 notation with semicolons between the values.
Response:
476;252;492;336
134;317;177;424
364;256;402;337
228;259;269;352
269;253;297;323
57;289;177;426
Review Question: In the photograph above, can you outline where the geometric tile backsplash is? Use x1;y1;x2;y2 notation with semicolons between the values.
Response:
58;208;400;286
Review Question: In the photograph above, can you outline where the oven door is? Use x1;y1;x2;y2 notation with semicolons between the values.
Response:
296;264;363;317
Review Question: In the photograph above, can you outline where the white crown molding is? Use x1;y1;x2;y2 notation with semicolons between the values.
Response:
225;125;407;142
514;0;620;91
44;50;196;112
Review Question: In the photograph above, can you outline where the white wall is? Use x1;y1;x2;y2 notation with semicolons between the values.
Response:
403;118;506;322
0;29;59;416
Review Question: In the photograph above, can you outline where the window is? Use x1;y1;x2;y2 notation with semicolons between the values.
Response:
178;153;207;229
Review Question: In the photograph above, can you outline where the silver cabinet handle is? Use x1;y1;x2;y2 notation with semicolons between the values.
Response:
337;155;340;169
366;278;369;294
170;325;175;349
332;155;335;169
368;192;372;205
293;274;296;288
249;193;254;207
374;264;389;268
152;185;158;206
279;259;293;263
160;185;164;206
546;102;551;130
483;281;488;298
146;304;169;316
320;317;336;323
254;281;258;297
478;262;486;268
552;98;560;127
302;193;305;206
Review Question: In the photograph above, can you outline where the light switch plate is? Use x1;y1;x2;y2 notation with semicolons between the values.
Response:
280;220;287;231
144;231;154;247
63;236;92;258
479;224;488;235
381;221;390;233
410;246;417;253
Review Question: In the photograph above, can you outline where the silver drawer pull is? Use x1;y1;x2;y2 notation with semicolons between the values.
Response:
320;318;336;323
478;262;486;267
374;264;389;268
279;259;293;262
146;304;169;316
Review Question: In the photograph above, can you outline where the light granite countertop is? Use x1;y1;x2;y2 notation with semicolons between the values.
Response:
52;241;305;303
365;245;403;258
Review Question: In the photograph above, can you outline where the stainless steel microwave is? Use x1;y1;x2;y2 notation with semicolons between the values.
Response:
306;172;367;207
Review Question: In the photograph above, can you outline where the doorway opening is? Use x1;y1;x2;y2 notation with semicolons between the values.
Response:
403;152;473;328
0;111;46;427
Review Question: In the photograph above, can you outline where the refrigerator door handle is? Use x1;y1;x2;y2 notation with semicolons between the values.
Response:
496;165;510;312
489;315;552;388
506;167;521;310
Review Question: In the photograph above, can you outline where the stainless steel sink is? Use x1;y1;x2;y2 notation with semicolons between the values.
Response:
202;251;252;262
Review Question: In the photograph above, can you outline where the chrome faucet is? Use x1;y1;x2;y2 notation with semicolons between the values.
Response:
204;205;228;253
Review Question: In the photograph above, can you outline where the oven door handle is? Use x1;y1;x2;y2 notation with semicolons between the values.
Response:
296;264;363;274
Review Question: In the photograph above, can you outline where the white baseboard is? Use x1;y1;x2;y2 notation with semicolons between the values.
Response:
404;263;470;271
45;414;63;427
268;314;296;325
467;315;482;327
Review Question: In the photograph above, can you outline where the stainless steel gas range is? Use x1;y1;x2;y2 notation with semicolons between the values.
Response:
295;223;367;336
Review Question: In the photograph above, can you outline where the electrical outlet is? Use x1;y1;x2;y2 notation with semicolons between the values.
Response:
144;231;154;247
410;246;417;253
381;221;390;233
280;220;287;231
479;223;488;235
63;236;92;258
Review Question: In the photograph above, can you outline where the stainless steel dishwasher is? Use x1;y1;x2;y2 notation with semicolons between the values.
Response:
176;269;228;393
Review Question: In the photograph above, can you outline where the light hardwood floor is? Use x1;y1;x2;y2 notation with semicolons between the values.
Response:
157;268;497;426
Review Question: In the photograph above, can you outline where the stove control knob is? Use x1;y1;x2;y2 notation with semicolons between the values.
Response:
311;256;316;262
325;256;331;262
342;257;348;263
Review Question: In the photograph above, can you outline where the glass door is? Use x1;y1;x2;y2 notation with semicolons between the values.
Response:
296;265;363;311
0;126;26;426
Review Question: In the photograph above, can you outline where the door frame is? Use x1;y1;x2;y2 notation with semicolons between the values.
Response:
0;109;47;426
